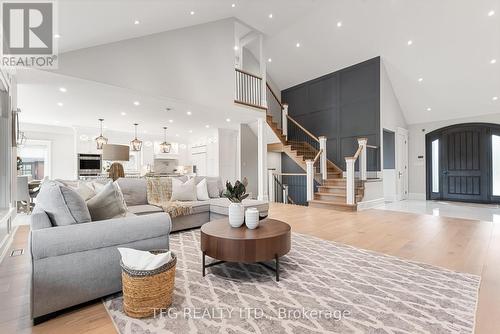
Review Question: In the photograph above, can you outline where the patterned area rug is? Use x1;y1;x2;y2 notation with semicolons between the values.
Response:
104;229;480;334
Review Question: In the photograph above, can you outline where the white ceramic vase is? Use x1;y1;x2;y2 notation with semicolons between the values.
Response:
228;202;245;227
245;208;259;229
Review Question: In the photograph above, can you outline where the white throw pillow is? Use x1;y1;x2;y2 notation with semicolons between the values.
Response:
171;178;197;201
196;178;210;201
72;182;96;201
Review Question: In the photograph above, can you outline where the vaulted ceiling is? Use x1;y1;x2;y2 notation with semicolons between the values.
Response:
19;0;500;128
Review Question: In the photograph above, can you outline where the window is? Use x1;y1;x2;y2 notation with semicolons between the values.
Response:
17;140;51;180
432;139;439;193
493;135;500;196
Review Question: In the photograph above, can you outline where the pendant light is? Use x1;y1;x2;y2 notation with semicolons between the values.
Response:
130;123;142;151
159;126;171;153
95;118;108;150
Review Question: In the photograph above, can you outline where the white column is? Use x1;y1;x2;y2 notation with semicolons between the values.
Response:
282;104;288;139
358;138;368;181
257;117;268;201
319;136;327;181
306;160;314;201
259;34;267;109
345;157;356;205
268;169;275;202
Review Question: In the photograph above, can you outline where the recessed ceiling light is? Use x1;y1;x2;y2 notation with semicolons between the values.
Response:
176;134;180;137
54;34;61;39
493;96;499;101
190;11;195;15
488;10;495;16
268;13;273;19
268;58;272;62
205;124;210;128
57;102;63;107
226;118;231;122
407;40;413;46
59;87;67;92
54;120;60;124
233;45;239;51
121;112;127;116
296;42;301;48
418;78;423;83
490;59;497;64
189;130;193;133
144;141;153;147
79;135;89;141
186;111;192;116
169;119;173;123
426;107;432;111
134;20;140;25
337;21;342;28
231;3;236;8
133;101;140;106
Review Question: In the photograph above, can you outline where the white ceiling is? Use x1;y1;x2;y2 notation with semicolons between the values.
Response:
18;0;500;130
16;69;262;140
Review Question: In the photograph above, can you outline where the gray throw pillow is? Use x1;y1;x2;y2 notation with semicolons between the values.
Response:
207;180;221;198
87;181;128;221
36;181;91;226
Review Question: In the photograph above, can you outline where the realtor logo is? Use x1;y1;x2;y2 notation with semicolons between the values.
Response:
1;1;57;67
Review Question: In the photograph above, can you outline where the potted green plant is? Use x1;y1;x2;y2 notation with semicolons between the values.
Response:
222;178;249;227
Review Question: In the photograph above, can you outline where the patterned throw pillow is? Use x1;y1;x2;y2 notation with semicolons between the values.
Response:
86;181;128;221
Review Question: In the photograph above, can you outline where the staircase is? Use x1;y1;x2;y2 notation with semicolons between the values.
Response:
234;67;367;211
266;114;363;211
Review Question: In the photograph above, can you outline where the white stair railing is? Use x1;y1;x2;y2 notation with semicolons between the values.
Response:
345;138;368;205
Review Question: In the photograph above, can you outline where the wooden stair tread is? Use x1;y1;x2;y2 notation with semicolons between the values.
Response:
319;185;364;190
308;199;357;207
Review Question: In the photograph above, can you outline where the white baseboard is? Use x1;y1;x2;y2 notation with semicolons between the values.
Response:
409;193;426;200
0;225;19;264
357;198;385;211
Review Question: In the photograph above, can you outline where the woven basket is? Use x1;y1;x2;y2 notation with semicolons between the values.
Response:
121;250;177;318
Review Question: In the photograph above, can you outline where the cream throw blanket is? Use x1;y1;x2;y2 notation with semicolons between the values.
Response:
146;177;193;218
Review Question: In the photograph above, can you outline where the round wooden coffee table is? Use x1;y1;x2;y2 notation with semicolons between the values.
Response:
200;218;291;281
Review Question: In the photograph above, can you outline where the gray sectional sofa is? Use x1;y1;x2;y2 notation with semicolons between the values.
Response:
30;176;268;323
116;177;269;231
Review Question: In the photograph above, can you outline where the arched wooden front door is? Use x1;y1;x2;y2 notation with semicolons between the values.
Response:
426;123;500;204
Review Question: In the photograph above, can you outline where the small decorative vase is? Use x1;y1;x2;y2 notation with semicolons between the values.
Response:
245;208;259;229
228;203;245;227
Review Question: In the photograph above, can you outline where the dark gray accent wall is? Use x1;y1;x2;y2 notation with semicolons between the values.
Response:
282;57;381;171
383;129;395;169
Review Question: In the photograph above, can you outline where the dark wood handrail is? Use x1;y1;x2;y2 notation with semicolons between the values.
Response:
235;68;262;80
266;82;283;108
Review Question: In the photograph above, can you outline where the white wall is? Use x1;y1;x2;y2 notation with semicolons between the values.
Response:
55;19;236;111
408;113;500;198
380;59;407;201
20;123;76;180
240;124;258;197
218;128;238;185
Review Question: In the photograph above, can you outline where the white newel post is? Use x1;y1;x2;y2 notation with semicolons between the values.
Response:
319;136;327;180
306;160;314;201
282;104;288;139
358;138;367;181
268;169;275;202
283;185;289;204
257;118;268;201
345;157;356;205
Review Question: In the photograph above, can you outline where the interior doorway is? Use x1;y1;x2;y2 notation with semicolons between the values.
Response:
426;123;500;203
395;128;409;200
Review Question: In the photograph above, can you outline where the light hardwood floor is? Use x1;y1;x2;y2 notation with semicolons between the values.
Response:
1;203;499;333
